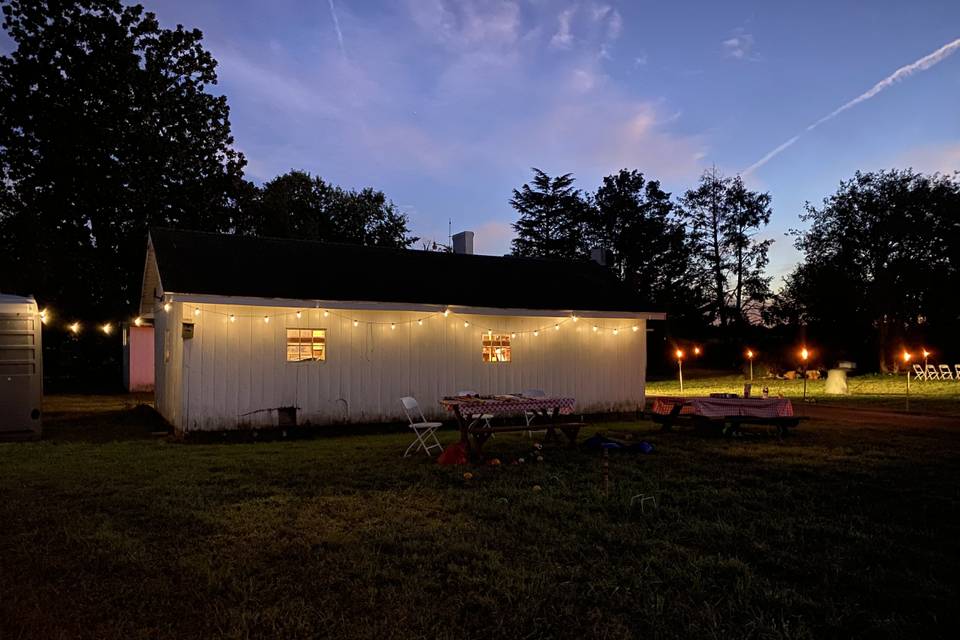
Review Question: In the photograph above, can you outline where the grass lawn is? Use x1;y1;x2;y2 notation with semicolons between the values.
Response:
1;395;958;639
647;373;960;414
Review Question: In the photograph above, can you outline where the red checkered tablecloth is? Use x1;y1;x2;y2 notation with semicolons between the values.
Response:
651;396;794;419
441;395;575;416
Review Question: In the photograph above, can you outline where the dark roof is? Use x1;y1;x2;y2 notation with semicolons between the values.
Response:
148;228;656;313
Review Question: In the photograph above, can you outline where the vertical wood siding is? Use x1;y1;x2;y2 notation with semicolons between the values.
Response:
155;303;648;432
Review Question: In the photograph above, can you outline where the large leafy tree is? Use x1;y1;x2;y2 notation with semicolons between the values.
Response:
774;169;960;371
0;0;245;318
680;168;773;328
510;168;589;259
238;170;415;249
589;169;696;313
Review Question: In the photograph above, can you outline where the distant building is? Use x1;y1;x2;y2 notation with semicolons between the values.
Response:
140;228;663;434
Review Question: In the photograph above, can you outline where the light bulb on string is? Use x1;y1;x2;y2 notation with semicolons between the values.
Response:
229;314;236;323
417;319;423;326
39;309;49;324
533;330;539;337
323;310;329;318
571;315;578;322
554;324;560;331
134;317;143;327
443;309;450;317
353;319;359;327
296;310;302;319
163;302;171;312
194;307;200;317
390;323;396;330
592;325;598;332
463;320;469;328
511;332;516;339
263;315;270;324
632;325;639;332
612;328;619;336
69;322;80;334
102;323;112;335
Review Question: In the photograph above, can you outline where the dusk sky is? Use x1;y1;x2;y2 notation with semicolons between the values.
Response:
97;2;960;282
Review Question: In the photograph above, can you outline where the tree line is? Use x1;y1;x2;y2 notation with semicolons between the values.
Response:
1;0;957;378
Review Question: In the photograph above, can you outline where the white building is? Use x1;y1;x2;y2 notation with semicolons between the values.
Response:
140;229;664;435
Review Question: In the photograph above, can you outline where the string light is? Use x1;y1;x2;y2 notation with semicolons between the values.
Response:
463;320;470;328
163;302;171;312
134;317;143;327
263;315;270;323
632;325;638;332
592;325;598;332
194;307;200;317
571;315;578;322
353;319;359;327
39;309;49;324
229;314;236;323
417;319;423;326
296;310;302;319
612;328;619;335
390;323;396;330
323;310;329;318
693;346;701;355
101;323;112;335
443;309;450;317
533;330;539;337
554;323;560;331
69;322;80;334
511;332;516;339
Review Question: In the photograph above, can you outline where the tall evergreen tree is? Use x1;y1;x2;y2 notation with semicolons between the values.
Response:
0;0;245;318
510;169;588;259
680;168;774;327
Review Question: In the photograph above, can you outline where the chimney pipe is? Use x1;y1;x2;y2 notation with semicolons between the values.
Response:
590;247;610;266
452;231;474;255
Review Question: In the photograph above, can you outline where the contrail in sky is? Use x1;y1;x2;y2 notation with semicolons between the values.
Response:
327;0;346;59
744;37;960;175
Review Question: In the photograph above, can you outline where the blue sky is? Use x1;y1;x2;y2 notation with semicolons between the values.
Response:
23;2;960;283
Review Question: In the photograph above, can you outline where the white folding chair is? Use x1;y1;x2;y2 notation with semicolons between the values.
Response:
912;363;926;381
938;364;954;380
522;388;547;437
400;396;443;457
925;364;940;380
458;390;494;430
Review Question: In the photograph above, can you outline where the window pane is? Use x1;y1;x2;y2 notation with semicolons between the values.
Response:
481;335;510;363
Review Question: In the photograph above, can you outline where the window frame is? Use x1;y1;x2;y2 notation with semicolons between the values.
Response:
286;328;327;363
481;333;512;363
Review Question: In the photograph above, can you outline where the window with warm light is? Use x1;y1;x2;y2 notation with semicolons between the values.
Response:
482;334;511;363
286;329;326;362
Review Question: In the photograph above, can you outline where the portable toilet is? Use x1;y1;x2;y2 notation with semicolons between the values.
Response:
0;293;43;440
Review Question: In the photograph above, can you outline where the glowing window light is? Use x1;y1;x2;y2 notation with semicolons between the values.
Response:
101;323;112;335
229;314;236;323
194;307;200;317
353;319;359;327
134;317;143;327
69;322;80;334
263;315;270;323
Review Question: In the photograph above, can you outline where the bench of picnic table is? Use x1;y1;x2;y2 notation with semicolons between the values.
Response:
467;422;586;448
651;401;803;436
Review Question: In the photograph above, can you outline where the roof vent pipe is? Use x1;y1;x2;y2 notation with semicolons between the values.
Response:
590;247;611;267
452;231;474;255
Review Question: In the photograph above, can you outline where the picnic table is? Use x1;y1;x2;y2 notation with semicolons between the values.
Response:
440;395;584;456
650;396;801;435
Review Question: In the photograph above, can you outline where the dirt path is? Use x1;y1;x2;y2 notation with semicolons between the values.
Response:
798;403;960;428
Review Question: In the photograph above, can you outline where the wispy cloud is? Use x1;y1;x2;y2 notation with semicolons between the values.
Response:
550;7;575;49
745;37;960;175
327;0;346;59
722;29;755;60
